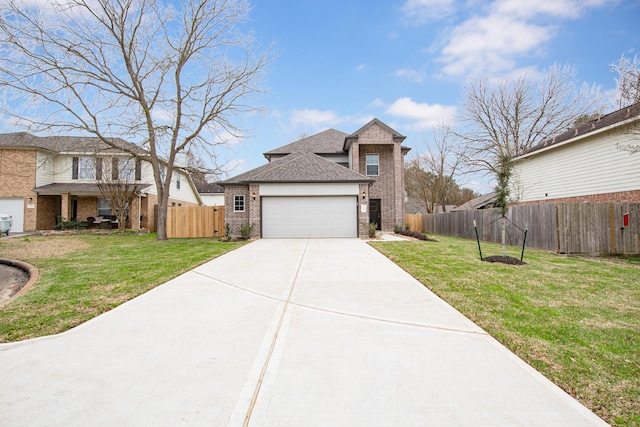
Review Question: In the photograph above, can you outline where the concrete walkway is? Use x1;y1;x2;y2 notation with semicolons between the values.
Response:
0;239;606;426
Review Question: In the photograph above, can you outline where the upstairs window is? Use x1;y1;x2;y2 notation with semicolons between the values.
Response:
366;153;379;176
119;158;135;181
72;157;96;179
176;173;181;190
234;195;245;212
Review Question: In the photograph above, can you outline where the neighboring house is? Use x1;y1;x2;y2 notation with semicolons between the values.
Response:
218;118;410;238
0;133;201;232
197;183;225;206
404;195;456;214
512;102;640;204
450;192;497;212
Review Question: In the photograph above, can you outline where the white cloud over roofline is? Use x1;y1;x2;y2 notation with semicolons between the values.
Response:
386;97;457;130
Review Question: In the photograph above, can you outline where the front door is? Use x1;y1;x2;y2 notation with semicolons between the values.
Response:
369;199;381;230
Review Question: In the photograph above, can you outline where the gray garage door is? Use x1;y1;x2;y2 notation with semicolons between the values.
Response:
262;196;357;238
0;198;24;233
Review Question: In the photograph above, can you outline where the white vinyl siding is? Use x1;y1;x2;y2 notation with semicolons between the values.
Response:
262;196;357;238
513;129;640;202
35;151;55;187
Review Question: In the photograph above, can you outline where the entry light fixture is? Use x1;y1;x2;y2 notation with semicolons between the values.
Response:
252;192;256;201
361;191;366;200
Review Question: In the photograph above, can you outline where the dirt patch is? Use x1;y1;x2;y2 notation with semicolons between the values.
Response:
0;264;29;304
0;236;91;260
482;255;527;265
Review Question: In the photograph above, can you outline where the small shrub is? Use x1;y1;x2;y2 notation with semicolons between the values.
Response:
368;222;378;238
393;224;402;233
395;229;437;241
238;223;255;240
224;223;231;241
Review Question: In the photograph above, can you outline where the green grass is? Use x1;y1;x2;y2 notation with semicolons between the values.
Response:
371;236;640;427
0;233;245;342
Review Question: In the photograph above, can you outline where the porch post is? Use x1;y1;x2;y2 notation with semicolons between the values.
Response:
60;193;71;222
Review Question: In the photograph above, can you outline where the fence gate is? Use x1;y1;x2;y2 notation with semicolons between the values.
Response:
166;205;225;238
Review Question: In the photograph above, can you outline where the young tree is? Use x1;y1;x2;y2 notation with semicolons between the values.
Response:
95;155;144;232
458;64;600;255
0;0;271;240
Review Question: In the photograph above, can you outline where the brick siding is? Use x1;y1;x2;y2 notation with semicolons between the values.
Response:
518;190;640;205
0;148;38;231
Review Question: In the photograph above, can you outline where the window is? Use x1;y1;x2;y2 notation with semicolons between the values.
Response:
119;158;135;181
97;199;112;216
73;157;96;179
234;195;245;212
366;153;379;176
176;173;181;190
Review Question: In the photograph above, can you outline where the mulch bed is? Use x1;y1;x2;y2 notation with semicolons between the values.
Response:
482;255;527;265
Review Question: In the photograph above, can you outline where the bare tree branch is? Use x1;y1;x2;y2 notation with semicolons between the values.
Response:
0;0;273;239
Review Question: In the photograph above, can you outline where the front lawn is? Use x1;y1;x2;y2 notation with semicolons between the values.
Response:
0;233;246;342
371;236;640;427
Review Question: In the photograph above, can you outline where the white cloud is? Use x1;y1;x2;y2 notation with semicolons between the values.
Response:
356;64;369;72
386;97;457;129
394;67;426;83
400;0;455;23
289;109;372;132
290;109;340;129
437;0;611;78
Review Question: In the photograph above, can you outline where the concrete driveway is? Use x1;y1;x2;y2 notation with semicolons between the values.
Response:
0;239;606;426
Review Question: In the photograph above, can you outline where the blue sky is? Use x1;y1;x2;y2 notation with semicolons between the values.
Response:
220;0;640;193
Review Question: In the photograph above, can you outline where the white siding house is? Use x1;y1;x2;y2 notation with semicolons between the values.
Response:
512;103;640;204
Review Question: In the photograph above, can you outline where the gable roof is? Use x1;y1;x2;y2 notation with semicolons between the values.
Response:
0;132;146;155
517;102;640;159
344;118;408;151
218;152;373;185
263;129;348;160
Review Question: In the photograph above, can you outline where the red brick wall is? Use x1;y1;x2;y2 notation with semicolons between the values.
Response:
0;148;38;231
518;190;640;205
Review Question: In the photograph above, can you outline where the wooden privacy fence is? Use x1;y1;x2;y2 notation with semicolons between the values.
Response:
405;214;424;232
166;205;225;238
422;202;639;255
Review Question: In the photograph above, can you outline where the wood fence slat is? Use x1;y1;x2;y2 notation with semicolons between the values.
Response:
166;205;225;238
421;202;639;255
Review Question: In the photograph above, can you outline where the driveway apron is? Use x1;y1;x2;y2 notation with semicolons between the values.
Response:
0;239;606;426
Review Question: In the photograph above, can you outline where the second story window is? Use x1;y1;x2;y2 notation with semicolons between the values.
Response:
366;153;379;176
72;157;96;180
234;195;245;212
119;158;135;181
176;173;181;190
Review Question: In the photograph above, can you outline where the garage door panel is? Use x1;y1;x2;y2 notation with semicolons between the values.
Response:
262;196;356;238
0;198;24;233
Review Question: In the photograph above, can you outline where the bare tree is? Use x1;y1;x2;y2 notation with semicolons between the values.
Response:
0;0;272;240
611;51;640;107
405;127;467;213
457;64;600;255
95;155;143;231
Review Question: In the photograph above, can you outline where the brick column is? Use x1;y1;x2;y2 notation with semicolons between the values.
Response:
248;184;261;238
394;144;404;227
352;143;360;174
60;193;71;222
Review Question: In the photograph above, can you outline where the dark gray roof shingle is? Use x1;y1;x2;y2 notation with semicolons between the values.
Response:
0;132;146;155
263;129;349;158
522;102;640;156
219;152;372;185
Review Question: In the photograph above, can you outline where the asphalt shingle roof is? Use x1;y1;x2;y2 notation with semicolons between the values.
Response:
219;152;372;185
0;132;146;155
263;129;349;157
522;102;640;157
